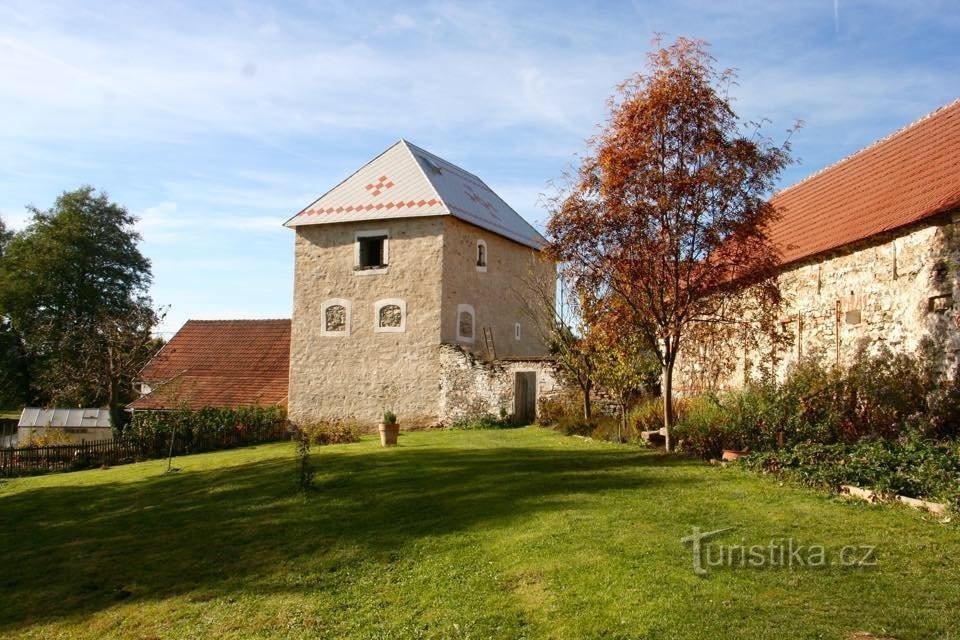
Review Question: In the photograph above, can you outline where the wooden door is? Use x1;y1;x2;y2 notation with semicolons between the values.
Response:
514;372;537;424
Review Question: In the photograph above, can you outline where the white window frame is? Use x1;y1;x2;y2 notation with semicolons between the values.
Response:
354;229;390;276
515;322;522;340
476;239;488;272
320;298;352;337
374;298;407;333
456;303;475;344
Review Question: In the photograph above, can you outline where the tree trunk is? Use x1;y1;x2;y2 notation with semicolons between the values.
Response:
619;399;627;443
662;359;675;451
581;378;593;420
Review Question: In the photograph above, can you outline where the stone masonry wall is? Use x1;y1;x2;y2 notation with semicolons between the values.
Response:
438;343;564;424
677;212;960;391
440;217;556;359
288;217;445;426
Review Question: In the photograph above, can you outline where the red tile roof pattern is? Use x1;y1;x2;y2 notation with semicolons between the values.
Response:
364;175;395;196
301;198;440;216
129;319;290;411
769;98;960;266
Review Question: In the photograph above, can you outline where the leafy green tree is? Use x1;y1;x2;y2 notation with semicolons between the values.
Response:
0;217;10;256
0;216;29;408
0;187;161;424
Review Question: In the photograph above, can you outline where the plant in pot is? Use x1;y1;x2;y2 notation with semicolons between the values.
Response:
379;411;399;446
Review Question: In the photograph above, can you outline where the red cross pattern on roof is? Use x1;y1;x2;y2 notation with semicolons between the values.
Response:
365;175;395;197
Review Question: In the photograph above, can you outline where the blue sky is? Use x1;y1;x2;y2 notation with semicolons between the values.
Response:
1;1;958;335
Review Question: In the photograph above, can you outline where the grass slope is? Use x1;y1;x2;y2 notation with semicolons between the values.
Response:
0;428;956;639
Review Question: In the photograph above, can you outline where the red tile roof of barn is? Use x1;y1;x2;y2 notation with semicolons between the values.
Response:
769;98;960;266
129;319;290;410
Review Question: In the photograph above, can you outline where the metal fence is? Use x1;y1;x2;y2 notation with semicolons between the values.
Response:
0;420;289;477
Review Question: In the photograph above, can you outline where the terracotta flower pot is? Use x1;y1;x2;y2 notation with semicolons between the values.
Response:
721;448;749;461
378;422;399;446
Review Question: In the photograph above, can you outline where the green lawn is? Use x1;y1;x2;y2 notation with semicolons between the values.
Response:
0;428;956;640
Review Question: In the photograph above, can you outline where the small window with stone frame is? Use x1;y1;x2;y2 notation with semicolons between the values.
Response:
357;234;388;269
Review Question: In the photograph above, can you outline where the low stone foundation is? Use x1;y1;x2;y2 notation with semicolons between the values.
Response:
438;343;564;424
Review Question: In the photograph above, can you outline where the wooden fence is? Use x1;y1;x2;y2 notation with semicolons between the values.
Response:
0;420;289;477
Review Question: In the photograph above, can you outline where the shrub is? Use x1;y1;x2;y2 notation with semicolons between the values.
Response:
537;391;584;426
671;344;960;509
294;430;313;492
129;405;286;451
919;364;960;440
23;428;72;447
299;420;362;446
629;397;663;433
382;410;397;425
744;433;960;508
449;410;516;430
552;414;595;437
673;394;729;459
589;415;632;442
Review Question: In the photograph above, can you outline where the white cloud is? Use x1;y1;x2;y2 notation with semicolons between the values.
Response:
136;200;287;245
2;0;957;332
0;209;31;231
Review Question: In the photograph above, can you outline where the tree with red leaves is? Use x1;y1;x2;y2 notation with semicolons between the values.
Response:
546;37;795;450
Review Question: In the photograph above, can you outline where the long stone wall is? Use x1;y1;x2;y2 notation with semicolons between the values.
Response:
438;343;564;424
677;212;960;392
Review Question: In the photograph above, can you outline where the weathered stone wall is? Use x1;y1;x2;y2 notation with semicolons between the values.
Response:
288;217;446;426
677;212;960;391
439;217;556;359
437;343;564;424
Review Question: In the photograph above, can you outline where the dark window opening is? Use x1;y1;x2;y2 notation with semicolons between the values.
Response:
357;235;387;269
477;243;487;267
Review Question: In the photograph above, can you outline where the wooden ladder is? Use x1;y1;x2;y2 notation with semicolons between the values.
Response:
482;327;497;361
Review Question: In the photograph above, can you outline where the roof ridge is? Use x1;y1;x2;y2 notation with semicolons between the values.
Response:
402;140;546;245
402;139;486;183
399;140;451;218
774;97;960;199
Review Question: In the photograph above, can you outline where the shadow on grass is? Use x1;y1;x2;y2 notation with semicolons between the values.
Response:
0;439;696;631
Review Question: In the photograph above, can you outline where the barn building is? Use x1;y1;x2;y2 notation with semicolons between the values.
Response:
678;98;960;390
284;140;558;427
130;319;291;411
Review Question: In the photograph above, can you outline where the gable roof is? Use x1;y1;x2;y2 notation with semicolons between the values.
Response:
284;140;546;250
129;319;290;411
769;98;960;266
19;408;111;429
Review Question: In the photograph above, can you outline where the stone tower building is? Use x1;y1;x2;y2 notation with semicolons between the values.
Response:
285;141;556;427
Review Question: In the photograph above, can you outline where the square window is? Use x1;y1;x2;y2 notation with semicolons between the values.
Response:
358;235;387;269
